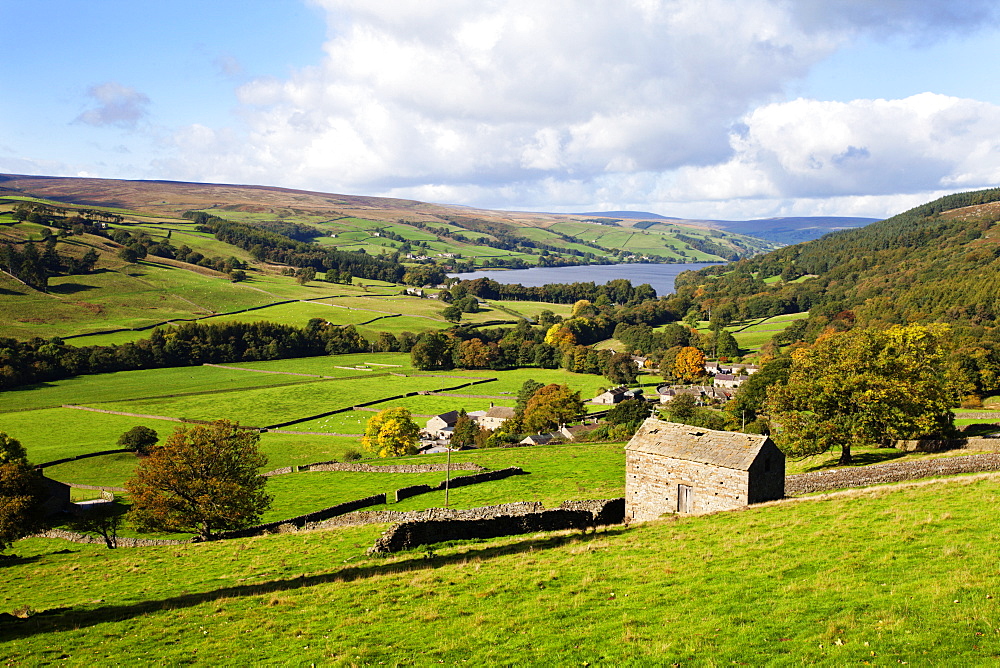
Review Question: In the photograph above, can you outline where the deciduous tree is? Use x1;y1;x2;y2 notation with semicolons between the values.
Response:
523;384;585;433
0;433;47;552
673;346;706;382
766;324;958;464
117;425;159;455
362;407;420;458
125;420;272;540
605;352;638;385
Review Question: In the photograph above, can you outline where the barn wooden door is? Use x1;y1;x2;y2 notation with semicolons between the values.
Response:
677;484;692;513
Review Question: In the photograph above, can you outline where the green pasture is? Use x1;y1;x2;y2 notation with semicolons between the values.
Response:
261;470;453;522
222;352;414;375
486;299;574;319
7;475;1000;664
371;442;626;511
44;452;141;488
78;374;468;426
0;407;175;465
0;364;322;414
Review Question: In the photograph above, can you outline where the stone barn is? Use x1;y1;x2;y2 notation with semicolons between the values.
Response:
625;418;784;521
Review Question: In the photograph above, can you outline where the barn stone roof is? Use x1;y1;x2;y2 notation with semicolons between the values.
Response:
625;417;772;471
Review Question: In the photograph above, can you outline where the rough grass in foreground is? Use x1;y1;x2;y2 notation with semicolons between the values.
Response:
4;476;1000;664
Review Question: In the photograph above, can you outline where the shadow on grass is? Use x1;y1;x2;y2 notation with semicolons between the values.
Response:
47;283;98;295
0;527;628;640
801;449;907;473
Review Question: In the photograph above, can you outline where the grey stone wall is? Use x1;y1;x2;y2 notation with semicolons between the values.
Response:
35;529;192;547
367;498;625;553
211;493;387;539
895;437;1000;453
308;502;546;530
785;453;1000;495
263;461;486;476
395;484;434;502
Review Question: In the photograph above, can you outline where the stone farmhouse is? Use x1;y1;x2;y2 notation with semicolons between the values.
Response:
656;385;735;404
705;361;760;376
425;411;459;439
624;418;784;521
477;405;516;430
713;373;749;388
591;386;644;405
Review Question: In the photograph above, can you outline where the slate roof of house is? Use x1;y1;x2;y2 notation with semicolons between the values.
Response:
625;417;771;471
484;406;516;419
430;411;460;425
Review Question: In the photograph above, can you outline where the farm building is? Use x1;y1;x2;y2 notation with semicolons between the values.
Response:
624;418;784;521
477;405;516;430
592;386;629;404
425;411;460;439
713;373;749;388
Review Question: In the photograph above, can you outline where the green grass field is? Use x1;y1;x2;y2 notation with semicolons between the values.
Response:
4;474;1000;664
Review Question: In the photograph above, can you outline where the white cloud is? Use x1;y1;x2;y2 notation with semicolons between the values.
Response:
161;0;1000;218
670;94;1000;202
75;82;151;129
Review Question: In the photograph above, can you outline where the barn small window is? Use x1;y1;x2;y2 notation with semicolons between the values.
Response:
764;457;772;472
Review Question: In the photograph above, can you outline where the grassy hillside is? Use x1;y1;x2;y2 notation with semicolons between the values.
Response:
675;188;1000;332
4;474;1000;664
0;177;775;341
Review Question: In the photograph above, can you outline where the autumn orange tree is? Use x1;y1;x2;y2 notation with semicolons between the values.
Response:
673;346;706;382
126;420;272;540
362;407;421;457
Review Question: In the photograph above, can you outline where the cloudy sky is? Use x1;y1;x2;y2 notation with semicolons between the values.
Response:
4;0;1000;220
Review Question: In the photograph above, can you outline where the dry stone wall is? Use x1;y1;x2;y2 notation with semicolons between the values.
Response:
367;498;625;553
211;493;387;539
895;437;1000;453
785;453;1000;495
36;529;192;547
263;462;485;477
308;502;546;530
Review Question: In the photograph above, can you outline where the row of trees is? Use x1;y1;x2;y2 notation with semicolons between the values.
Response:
188;213;408;283
0;320;367;390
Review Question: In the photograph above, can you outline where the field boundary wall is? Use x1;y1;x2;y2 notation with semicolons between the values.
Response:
264;377;498;429
37;448;133;469
368;498;625;553
785;452;1000;495
262;461;485;476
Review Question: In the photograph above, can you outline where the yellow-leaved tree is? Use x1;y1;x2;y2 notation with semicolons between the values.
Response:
766;324;959;464
673;346;706;382
362;407;421;458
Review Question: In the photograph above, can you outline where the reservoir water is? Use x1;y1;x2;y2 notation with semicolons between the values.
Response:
449;263;722;297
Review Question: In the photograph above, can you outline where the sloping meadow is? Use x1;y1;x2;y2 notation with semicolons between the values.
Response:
4;476;1000;664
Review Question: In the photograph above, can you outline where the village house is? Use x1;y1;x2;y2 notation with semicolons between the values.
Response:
656;385;735;404
624;418;785;520
519;433;555;445
425;411;460;439
592;386;628;404
713;373;749;388
477;405;516;430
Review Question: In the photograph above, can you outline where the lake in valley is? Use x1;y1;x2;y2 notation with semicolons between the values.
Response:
449;263;721;297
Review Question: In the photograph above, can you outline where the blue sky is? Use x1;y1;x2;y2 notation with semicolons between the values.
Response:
3;0;1000;220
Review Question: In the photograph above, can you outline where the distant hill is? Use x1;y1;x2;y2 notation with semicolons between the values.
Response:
576;210;879;244
674;187;1000;331
0;174;779;265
